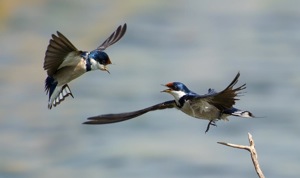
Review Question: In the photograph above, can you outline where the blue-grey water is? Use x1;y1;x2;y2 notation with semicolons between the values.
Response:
1;0;300;178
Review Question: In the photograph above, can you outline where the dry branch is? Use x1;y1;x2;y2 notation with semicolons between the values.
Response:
218;133;265;178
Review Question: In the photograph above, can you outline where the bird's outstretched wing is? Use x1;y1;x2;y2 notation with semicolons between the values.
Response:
83;100;176;124
192;72;246;111
44;31;79;76
96;23;127;51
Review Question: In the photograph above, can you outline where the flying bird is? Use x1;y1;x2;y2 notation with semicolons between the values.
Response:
44;23;127;109
83;72;254;132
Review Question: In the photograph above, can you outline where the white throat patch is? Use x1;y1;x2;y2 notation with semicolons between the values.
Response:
169;90;186;102
90;58;105;70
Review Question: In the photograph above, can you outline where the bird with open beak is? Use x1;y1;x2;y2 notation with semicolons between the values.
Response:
84;72;254;133
44;24;127;109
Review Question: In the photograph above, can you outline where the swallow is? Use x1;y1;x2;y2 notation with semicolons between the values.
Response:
83;72;254;132
44;23;127;109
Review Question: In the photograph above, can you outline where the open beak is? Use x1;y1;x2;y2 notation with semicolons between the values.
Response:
161;83;172;93
161;89;171;93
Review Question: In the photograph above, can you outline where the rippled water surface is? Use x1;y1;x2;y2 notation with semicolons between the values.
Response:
1;0;300;178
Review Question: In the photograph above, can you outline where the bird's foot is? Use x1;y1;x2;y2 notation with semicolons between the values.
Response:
205;120;217;133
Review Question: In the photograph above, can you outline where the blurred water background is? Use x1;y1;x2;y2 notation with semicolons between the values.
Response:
1;0;300;178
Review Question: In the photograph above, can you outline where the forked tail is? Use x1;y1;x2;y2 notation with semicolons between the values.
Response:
224;107;254;118
45;76;73;109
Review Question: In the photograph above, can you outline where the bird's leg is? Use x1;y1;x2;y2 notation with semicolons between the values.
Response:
205;120;217;133
205;111;223;133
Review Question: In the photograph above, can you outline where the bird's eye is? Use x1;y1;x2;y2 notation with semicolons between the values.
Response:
173;85;179;91
100;58;108;65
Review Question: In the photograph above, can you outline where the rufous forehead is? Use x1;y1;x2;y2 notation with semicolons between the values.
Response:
165;83;173;87
107;58;112;64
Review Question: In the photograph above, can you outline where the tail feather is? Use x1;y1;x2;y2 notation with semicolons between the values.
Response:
224;107;254;118
45;76;74;109
45;76;57;101
230;110;254;118
49;84;74;109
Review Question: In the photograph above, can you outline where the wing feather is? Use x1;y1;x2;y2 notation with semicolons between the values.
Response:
83;100;176;124
192;72;246;111
44;31;78;76
97;23;127;51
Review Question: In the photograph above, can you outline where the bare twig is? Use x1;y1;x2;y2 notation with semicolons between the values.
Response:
217;133;265;178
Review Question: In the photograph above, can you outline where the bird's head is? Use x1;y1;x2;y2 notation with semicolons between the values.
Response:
162;82;191;100
88;51;112;73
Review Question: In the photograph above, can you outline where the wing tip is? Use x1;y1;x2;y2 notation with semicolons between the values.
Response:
82;120;98;124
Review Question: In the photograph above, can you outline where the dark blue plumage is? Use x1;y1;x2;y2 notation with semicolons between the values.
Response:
83;72;255;133
169;82;191;93
45;76;57;100
88;51;111;66
43;23;127;109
